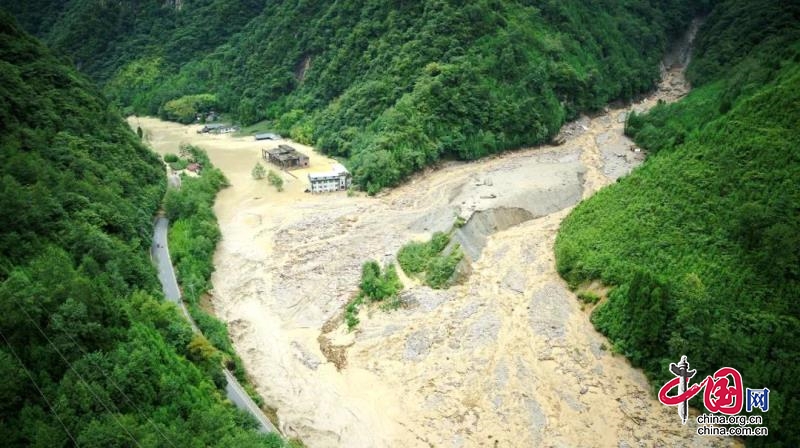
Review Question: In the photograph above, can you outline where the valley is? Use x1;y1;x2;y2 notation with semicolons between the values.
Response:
2;0;797;445
133;22;734;446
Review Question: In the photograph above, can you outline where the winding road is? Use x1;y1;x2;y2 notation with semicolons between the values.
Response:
151;216;278;434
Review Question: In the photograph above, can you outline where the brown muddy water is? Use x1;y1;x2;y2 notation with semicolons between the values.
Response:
132;18;737;448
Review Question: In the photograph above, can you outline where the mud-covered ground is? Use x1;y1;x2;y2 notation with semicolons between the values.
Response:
132;19;736;448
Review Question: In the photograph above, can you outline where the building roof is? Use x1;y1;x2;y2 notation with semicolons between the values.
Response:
203;123;226;129
254;132;281;140
265;145;308;161
309;163;349;180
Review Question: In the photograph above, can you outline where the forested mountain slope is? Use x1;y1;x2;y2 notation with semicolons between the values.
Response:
0;0;265;85
0;12;282;447
2;0;708;191
556;1;799;446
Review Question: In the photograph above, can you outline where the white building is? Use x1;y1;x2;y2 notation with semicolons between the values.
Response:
308;163;351;193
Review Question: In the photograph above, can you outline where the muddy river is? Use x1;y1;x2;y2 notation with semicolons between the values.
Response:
132;20;736;448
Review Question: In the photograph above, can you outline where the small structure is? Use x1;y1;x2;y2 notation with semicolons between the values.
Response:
198;123;225;133
308;164;351;193
186;163;201;173
198;123;239;134
263;145;309;169
218;125;240;134
197;111;219;123
254;133;282;141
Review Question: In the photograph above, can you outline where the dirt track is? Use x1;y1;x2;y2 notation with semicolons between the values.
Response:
131;19;737;448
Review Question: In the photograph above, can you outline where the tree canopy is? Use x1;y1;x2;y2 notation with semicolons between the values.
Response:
2;0;709;192
556;1;800;445
0;12;283;446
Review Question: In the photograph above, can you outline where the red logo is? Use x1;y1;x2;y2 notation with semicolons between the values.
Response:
657;356;751;425
659;366;744;415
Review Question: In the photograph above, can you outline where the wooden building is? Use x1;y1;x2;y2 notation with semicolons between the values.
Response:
263;145;309;169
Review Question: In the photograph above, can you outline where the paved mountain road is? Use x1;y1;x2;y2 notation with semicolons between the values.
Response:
152;216;277;434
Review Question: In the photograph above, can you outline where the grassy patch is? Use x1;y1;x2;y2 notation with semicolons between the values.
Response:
235;118;273;137
397;231;462;289
425;250;464;289
576;290;601;305
346;261;404;330
344;296;363;331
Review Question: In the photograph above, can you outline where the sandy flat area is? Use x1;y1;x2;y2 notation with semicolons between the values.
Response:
130;21;737;447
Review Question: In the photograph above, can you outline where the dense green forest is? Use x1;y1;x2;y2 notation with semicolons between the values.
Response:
0;12;284;447
1;0;710;192
556;1;799;445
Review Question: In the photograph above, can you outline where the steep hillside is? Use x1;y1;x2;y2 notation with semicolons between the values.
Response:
0;12;283;447
556;1;799;445
3;0;706;191
0;0;265;85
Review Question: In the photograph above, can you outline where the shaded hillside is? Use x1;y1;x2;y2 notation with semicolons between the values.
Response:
3;0;707;192
0;12;283;447
0;0;265;84
556;1;799;445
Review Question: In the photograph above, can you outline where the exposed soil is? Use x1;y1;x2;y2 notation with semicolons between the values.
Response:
318;313;350;370
131;19;737;448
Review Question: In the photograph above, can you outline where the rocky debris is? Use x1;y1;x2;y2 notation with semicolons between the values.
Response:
501;269;526;294
404;330;432;361
457;301;481;320
596;131;643;180
474;176;494;187
553;115;592;145
291;340;322;370
317;313;350;370
375;324;402;338
407;205;458;233
462;311;501;350
494;362;509;389
200;19;735;444
596;131;612;146
454;207;535;261
489;242;512;264
526;398;547;443
589;341;605;360
450;150;584;232
560;390;585;412
528;283;571;343
399;287;450;312
317;333;349;370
